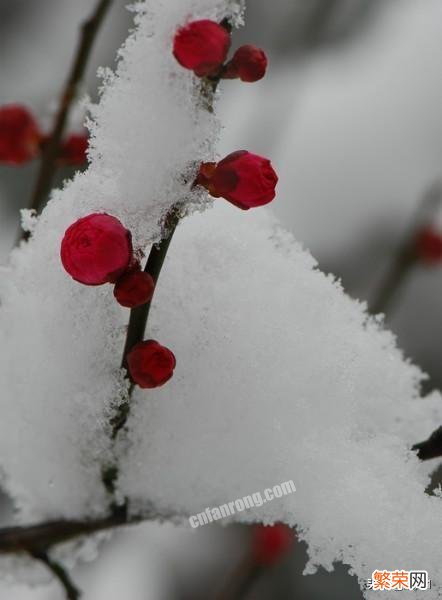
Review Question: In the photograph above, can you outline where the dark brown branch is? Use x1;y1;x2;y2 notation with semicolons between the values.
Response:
369;183;442;315
412;426;442;461
110;208;180;440
19;0;112;241
0;512;140;555
32;550;81;600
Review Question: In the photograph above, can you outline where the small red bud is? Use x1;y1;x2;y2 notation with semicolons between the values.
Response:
114;271;155;308
127;340;176;389
173;19;231;77
197;151;278;209
223;45;268;82
0;104;41;165
415;227;442;265
252;524;295;566
61;213;133;286
59;133;88;166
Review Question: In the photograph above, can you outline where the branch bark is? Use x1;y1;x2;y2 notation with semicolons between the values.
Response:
19;0;113;242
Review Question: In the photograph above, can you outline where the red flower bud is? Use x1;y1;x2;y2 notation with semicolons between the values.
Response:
59;133;88;166
252;524;295;566
223;45;268;82
127;340;176;389
415;227;442;264
0;104;41;165
198;151;278;209
61;213;133;286
173;19;230;77
114;271;155;308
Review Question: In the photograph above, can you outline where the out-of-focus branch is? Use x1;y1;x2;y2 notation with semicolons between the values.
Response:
19;0;112;242
412;426;442;461
214;555;263;600
369;183;442;316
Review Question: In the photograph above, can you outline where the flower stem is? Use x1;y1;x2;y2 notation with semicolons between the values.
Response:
18;0;113;242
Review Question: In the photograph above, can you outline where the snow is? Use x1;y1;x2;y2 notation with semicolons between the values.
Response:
0;0;243;520
118;202;442;597
0;0;440;597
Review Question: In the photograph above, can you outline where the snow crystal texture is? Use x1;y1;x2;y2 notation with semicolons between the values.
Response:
0;0;440;598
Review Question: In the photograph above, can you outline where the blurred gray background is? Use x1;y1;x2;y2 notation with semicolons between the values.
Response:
0;1;441;598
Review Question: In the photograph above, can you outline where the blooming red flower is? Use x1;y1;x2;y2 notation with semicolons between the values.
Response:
173;19;230;77
223;45;268;82
59;133;88;166
0;104;41;165
197;150;278;209
114;271;155;308
61;213;133;285
415;227;442;264
127;340;176;388
252;523;295;566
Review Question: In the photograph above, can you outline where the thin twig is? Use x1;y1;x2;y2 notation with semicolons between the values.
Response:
19;0;113;242
369;183;442;315
32;550;81;600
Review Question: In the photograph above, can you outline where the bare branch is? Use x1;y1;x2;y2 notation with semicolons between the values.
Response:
19;0;113;241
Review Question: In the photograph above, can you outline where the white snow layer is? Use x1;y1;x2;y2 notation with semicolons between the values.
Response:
0;1;440;598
